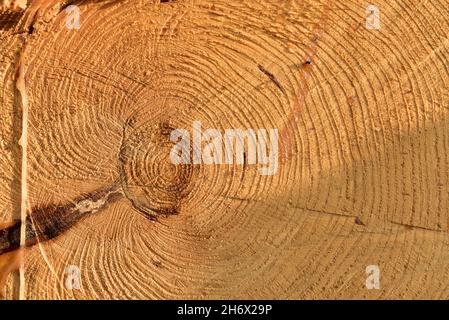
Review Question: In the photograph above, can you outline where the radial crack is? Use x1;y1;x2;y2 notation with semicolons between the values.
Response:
14;38;28;301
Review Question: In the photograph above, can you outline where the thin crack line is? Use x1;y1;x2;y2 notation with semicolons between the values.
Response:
15;39;28;301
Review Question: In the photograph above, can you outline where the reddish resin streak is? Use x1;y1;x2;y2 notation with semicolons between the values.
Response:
279;5;330;163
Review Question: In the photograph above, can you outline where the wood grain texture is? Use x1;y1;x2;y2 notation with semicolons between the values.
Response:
0;0;448;299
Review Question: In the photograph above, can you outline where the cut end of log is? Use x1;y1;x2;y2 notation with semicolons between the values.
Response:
0;0;448;300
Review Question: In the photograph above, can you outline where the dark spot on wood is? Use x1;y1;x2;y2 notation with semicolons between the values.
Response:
0;185;122;256
152;259;163;268
355;217;364;225
257;64;286;95
0;9;23;30
0;221;21;254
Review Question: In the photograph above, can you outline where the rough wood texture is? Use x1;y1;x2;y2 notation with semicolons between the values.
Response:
0;0;448;299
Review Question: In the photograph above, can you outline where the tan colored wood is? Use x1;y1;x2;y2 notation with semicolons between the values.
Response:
0;0;448;299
